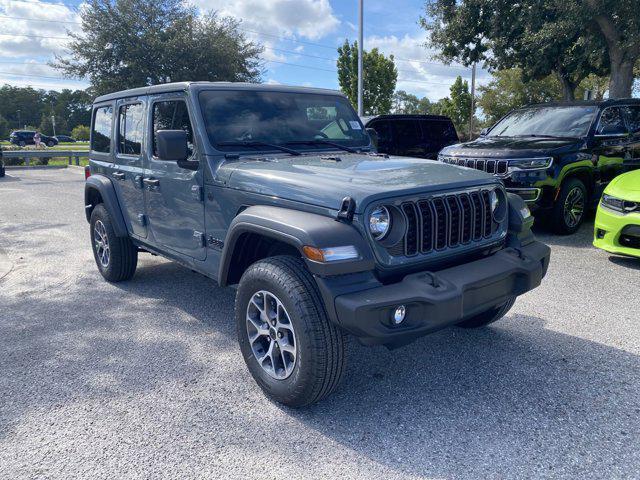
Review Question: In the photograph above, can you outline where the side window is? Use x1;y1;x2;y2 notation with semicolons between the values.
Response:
393;120;420;150
597;107;627;135
117;103;144;155
622;105;640;134
152;100;194;157
370;120;392;145
91;106;113;153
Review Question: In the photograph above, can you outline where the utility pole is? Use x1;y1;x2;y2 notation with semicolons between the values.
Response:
357;0;364;116
51;102;56;136
17;110;21;129
469;63;476;139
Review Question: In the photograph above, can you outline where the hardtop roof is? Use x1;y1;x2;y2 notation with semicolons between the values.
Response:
93;81;346;104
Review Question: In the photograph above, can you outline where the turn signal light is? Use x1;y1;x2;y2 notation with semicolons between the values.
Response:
302;245;359;263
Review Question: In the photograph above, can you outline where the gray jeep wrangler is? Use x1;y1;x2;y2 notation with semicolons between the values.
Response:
85;82;551;406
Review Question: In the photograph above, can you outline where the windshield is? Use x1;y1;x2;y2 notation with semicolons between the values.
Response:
199;90;369;152
488;106;598;138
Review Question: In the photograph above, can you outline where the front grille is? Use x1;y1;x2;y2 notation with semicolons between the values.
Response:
439;155;509;176
389;190;500;257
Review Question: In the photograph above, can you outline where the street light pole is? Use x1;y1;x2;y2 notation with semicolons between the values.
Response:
357;0;364;116
469;62;476;139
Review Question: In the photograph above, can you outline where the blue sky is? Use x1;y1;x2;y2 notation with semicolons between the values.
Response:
0;0;489;100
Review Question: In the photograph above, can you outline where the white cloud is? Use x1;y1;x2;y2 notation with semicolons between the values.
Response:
0;0;77;57
194;0;339;40
365;33;490;100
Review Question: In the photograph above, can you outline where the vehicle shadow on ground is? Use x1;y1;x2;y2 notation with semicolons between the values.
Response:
609;255;640;270
533;218;595;249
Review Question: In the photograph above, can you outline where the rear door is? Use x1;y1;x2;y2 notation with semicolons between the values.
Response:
144;94;205;260
112;98;148;238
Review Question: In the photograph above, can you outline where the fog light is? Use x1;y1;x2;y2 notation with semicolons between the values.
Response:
392;305;406;324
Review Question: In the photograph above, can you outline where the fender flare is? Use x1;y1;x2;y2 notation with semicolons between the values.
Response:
84;174;128;237
218;205;375;286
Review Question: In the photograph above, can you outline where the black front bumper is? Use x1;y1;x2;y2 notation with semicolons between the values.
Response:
329;241;550;347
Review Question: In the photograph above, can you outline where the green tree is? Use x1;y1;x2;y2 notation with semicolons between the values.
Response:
53;0;263;96
0;85;46;128
433;76;472;136
477;69;562;125
72;125;91;141
0;114;9;139
392;90;421;113
337;40;398;115
421;0;608;100
582;0;640;97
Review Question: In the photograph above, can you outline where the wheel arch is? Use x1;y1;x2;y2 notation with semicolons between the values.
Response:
84;174;128;237
218;205;375;287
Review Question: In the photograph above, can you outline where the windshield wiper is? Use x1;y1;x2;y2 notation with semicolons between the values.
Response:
512;134;577;139
285;139;360;153
217;141;301;156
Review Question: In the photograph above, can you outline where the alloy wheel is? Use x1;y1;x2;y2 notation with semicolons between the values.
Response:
93;220;110;268
563;187;585;229
246;290;297;380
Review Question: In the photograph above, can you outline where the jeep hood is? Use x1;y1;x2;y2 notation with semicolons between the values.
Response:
217;153;498;212
440;136;585;158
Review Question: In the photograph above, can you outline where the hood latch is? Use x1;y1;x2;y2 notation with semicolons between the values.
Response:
337;196;356;223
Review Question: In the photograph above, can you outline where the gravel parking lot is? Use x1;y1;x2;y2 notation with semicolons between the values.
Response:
1;168;639;479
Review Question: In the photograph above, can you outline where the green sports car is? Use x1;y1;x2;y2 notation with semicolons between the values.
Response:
594;170;640;258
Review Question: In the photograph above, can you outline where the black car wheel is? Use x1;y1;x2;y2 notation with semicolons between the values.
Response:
46;140;55;147
19;141;26;147
457;297;516;328
552;178;587;235
90;204;137;282
236;255;346;407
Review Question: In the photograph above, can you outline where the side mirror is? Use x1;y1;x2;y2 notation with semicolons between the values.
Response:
480;127;489;137
366;127;379;149
156;130;189;161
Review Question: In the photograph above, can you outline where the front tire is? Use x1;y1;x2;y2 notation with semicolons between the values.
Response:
551;178;587;235
457;297;516;328
90;204;137;282
236;256;346;407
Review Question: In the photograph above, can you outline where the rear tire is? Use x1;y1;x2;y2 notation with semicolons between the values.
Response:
457;297;516;328
551;178;587;235
90;204;137;282
236;255;346;407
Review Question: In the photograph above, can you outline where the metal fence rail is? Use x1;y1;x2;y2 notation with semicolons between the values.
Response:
2;150;90;166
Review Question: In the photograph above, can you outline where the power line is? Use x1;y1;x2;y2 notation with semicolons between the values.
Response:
0;11;467;70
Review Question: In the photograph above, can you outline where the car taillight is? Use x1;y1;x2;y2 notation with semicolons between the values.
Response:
84;165;91;180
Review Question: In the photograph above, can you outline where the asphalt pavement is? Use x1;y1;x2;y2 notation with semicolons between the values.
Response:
1;168;639;479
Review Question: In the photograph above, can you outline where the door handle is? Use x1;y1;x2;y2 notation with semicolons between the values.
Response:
112;171;125;180
143;178;160;187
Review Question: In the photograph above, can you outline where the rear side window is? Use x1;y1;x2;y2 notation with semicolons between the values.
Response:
622;105;640;133
597;107;627;135
117;103;144;155
152;100;194;157
420;120;458;143
92;106;113;153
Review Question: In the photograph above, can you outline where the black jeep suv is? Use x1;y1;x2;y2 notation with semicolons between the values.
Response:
439;99;640;234
85;82;550;406
364;114;459;159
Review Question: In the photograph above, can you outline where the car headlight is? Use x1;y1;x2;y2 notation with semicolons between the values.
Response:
489;188;508;222
369;206;391;240
508;157;553;170
602;194;639;213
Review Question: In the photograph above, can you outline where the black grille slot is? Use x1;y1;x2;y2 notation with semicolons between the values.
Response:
440;156;509;176
459;194;473;244
432;198;448;250
470;192;484;239
418;200;434;252
402;203;419;256
496;161;508;175
486;160;496;174
446;196;461;247
481;190;493;237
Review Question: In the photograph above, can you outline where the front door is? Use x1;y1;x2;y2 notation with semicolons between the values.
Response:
593;106;630;199
145;94;206;260
113;99;147;238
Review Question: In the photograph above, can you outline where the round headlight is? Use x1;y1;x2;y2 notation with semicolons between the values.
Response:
369;206;391;240
490;188;507;222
